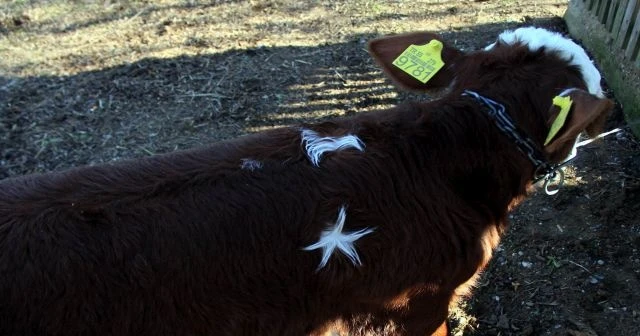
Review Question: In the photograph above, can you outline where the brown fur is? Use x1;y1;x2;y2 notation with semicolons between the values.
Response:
0;30;612;335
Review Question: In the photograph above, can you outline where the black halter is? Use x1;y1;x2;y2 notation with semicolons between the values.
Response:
462;90;562;188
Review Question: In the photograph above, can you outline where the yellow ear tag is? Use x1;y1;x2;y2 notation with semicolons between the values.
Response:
392;40;445;84
544;96;573;146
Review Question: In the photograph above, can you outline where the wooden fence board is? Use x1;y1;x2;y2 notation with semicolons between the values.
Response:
625;10;640;59
586;0;594;10
565;0;640;137
612;0;631;38
598;0;609;22
606;0;621;31
616;0;638;49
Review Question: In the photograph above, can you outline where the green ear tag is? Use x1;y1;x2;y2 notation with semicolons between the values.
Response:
544;96;573;146
392;40;445;84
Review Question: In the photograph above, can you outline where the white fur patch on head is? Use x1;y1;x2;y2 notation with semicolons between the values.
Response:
303;205;374;270
240;158;263;171
485;27;603;98
300;129;365;167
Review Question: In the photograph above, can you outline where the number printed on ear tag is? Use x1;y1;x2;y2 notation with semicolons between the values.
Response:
392;40;445;84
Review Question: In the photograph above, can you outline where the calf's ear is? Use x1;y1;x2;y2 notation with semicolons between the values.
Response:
544;89;614;161
368;32;464;91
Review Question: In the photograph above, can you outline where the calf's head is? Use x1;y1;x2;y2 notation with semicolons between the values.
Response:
368;27;613;167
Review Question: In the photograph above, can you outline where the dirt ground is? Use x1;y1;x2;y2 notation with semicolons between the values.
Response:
1;1;639;335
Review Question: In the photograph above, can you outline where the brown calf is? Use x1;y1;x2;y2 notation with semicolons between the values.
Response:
0;27;613;335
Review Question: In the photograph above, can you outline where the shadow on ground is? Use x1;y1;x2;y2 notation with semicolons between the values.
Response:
0;20;561;177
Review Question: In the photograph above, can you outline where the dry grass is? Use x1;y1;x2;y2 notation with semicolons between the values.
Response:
0;0;567;177
1;0;566;76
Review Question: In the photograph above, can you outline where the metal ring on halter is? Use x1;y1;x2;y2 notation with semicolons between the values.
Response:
543;168;565;196
533;164;555;184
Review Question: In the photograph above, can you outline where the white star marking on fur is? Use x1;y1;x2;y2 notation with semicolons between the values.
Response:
303;206;375;270
239;158;263;171
300;129;365;167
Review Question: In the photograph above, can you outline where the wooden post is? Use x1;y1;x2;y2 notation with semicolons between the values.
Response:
606;0;621;31
565;0;640;137
625;10;640;59
616;0;637;49
612;0;631;38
